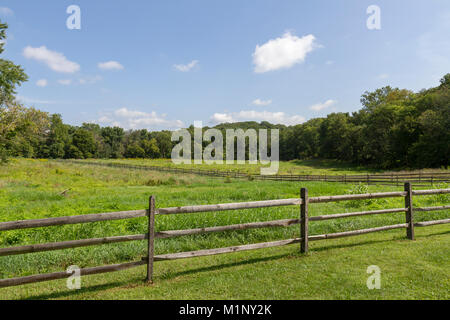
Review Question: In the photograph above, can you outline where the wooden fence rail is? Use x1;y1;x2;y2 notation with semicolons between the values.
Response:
0;184;449;288
57;160;450;186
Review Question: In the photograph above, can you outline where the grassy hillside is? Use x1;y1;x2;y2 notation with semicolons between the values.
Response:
0;159;448;299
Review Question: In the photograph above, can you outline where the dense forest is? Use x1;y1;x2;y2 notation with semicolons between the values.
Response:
0;21;449;169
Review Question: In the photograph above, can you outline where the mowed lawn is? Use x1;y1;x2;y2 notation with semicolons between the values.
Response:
0;159;449;299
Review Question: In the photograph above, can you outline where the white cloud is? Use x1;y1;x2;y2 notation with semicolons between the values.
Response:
0;7;13;16
325;60;334;65
173;60;198;72
251;98;272;106
79;75;102;85
58;79;72;85
23;46;80;73
253;32;317;73
98;61;124;71
16;95;56;105
211;110;305;125
36;79;48;87
98;116;113;123
211;113;234;123
98;108;184;129
378;73;389;79
309;99;336;111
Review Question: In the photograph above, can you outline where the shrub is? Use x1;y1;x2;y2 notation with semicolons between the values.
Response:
145;178;162;186
345;183;373;207
0;147;9;164
432;182;450;203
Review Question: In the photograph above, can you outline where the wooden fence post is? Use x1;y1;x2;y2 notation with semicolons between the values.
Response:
146;195;156;283
404;182;414;240
300;188;309;253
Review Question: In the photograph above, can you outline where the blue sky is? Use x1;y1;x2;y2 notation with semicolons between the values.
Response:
1;0;449;130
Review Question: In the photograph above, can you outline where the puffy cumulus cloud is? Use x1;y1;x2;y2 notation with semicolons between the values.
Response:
173;60;198;72
98;108;184;130
23;46;80;73
309;99;336;111
251;98;272;106
211;113;234;123
253;32;317;73
211;110;305;125
36;79;48;87
98;61;124;71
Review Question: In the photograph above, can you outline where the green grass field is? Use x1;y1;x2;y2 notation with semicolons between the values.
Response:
0;159;448;300
79;158;450;175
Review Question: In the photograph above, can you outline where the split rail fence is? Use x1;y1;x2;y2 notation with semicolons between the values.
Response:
0;183;449;288
59;160;450;187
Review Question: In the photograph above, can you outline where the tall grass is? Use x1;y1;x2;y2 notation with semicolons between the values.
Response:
0;159;448;279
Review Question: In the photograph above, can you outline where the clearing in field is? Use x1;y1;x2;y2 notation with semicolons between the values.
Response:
0;159;449;299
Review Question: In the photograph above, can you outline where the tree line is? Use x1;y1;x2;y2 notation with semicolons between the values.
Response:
0;20;448;169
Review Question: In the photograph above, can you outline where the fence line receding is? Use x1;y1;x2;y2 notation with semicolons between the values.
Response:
59;160;450;187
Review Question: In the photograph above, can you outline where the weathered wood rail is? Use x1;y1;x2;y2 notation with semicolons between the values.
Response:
0;184;448;288
58;159;450;186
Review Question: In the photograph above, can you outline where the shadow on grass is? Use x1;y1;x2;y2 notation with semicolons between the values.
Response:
415;229;450;238
23;279;135;300
311;228;450;253
21;253;293;300
158;252;292;281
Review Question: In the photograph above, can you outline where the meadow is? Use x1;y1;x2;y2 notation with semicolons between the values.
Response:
82;158;450;175
0;159;448;299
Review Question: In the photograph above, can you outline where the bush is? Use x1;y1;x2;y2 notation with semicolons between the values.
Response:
0;147;9;164
345;183;373;207
432;182;450;203
145;178;163;186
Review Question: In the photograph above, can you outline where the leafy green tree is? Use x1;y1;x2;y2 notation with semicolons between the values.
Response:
153;131;172;158
142;138;160;158
66;145;83;159
360;86;413;112
71;128;97;158
101;126;125;158
0;21;28;105
125;143;146;158
42;114;70;158
0;21;28;161
319;113;353;160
